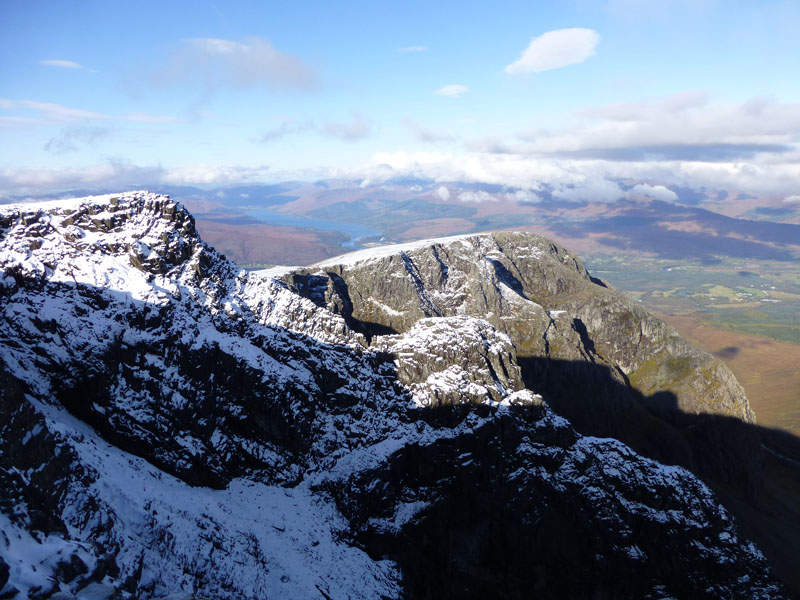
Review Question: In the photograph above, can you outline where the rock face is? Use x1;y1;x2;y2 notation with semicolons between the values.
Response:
0;193;787;599
283;233;765;496
289;232;752;422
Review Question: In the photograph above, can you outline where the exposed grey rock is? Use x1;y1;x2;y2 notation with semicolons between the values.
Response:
282;231;766;497
0;193;788;599
289;231;752;422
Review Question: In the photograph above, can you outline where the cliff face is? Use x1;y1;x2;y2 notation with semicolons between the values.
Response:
288;231;753;422
0;193;787;599
282;232;763;494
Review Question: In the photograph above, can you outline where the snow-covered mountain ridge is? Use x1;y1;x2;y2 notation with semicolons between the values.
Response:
0;192;787;598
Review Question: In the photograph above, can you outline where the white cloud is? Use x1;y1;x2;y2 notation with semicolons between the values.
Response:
0;99;108;122
0;161;271;196
435;186;451;201
578;90;709;121
321;114;372;141
163;164;271;185
260;118;314;142
153;37;317;92
398;46;428;53
505;28;600;75
514;94;800;156
406;119;457;143
784;194;800;203
629;183;678;202
434;85;468;98
0;98;179;125
259;114;372;143
458;190;498;203
44;126;110;154
39;59;89;70
505;189;541;203
0;160;162;195
553;176;624;203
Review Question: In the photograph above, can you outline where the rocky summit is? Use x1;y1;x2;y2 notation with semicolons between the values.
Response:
0;192;789;598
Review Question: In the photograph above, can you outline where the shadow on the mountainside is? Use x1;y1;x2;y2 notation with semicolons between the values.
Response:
5;266;800;596
0;268;408;491
517;355;800;598
713;346;741;359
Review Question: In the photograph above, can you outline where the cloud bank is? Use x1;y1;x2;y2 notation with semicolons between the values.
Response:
0;160;271;197
506;93;800;163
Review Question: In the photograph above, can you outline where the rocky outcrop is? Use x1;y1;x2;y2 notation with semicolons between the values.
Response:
0;193;788;598
281;232;764;496
287;231;752;422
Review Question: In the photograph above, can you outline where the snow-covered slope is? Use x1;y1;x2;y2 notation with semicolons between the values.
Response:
0;192;787;598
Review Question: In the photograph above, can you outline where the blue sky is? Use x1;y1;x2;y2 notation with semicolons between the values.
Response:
2;0;800;200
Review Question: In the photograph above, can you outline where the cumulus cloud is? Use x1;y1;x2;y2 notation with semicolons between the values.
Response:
434;185;451;201
552;176;624;203
629;183;679;202
40;59;90;70
152;37;317;92
784;195;800;203
321;113;372;141
44;126;111;154
505;189;541;203
505;28;600;75
434;84;468;98
458;190;498;203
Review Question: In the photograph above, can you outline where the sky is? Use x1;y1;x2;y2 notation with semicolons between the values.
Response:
2;0;800;201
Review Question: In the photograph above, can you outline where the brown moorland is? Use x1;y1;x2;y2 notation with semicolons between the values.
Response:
195;219;348;267
658;313;800;436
